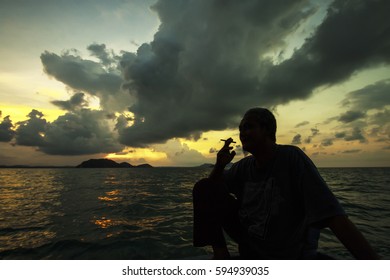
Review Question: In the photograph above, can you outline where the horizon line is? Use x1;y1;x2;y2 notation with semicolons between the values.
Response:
0;164;389;169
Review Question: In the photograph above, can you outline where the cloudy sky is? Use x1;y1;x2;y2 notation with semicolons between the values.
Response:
0;0;389;167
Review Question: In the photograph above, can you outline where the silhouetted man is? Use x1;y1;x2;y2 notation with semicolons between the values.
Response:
193;108;379;259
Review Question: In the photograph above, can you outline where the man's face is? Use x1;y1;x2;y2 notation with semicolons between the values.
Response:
239;116;268;154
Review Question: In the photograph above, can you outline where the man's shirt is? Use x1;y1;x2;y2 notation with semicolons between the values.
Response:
224;144;346;259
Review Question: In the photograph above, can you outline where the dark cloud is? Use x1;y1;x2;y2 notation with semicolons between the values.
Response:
369;109;390;142
323;126;368;147
41;109;124;155
260;0;390;105
311;128;319;136
41;50;132;112
117;0;317;147
87;43;116;67
342;149;361;154
51;92;88;111
304;127;319;143
341;79;390;111
326;78;390;146
338;110;366;123
0;112;15;142
15;110;47;146
35;0;389;152
334;80;390;140
335;131;346;138
41;51;121;94
295;121;310;128
45;93;124;154
321;138;333;147
369;109;390;128
14;108;123;155
118;0;390;147
344;127;367;143
291;134;302;145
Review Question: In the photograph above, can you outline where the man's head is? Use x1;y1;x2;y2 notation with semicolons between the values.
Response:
239;108;277;153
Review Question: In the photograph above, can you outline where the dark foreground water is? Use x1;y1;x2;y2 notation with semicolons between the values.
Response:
0;167;389;259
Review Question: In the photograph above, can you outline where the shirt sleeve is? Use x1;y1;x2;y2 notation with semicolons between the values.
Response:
293;147;346;227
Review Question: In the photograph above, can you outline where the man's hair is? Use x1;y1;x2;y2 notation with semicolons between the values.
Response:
244;108;277;142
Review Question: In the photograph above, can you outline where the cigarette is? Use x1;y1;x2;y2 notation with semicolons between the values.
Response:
220;139;236;143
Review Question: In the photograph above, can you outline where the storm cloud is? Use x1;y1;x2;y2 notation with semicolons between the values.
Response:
0;112;15;142
13;94;124;155
323;78;390;146
87;43;117;68
344;127;367;143
41;50;133;112
23;0;390;155
338;110;366;123
15;110;47;147
343;80;390;142
114;0;316;146
261;0;390;105
341;79;390;111
118;0;390;147
51;92;88;111
41;109;124;155
291;134;302;145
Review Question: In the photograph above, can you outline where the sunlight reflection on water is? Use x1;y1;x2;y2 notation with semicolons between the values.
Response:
0;167;389;259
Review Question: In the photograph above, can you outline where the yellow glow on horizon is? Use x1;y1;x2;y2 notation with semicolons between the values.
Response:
0;103;66;123
105;148;167;164
180;129;240;154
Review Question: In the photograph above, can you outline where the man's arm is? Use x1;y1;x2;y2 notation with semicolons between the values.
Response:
325;215;380;259
209;138;236;181
207;138;236;259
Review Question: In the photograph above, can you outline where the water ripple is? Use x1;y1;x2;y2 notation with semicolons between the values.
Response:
0;167;389;259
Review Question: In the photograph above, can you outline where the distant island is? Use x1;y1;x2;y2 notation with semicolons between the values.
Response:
195;162;234;169
0;160;232;169
76;159;153;168
196;163;215;168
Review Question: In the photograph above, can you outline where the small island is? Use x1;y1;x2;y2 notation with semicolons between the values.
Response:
76;159;153;168
195;162;234;169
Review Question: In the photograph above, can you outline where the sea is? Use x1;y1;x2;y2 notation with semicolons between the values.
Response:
0;167;389;260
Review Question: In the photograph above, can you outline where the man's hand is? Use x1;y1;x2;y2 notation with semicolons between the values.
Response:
216;138;236;168
208;138;236;181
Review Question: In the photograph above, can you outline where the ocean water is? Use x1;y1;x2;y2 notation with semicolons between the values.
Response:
0;167;389;260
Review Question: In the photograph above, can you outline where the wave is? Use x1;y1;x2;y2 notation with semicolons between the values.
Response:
0;234;205;260
0;226;46;234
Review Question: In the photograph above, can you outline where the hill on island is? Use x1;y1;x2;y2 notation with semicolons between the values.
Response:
76;159;153;168
196;162;234;169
